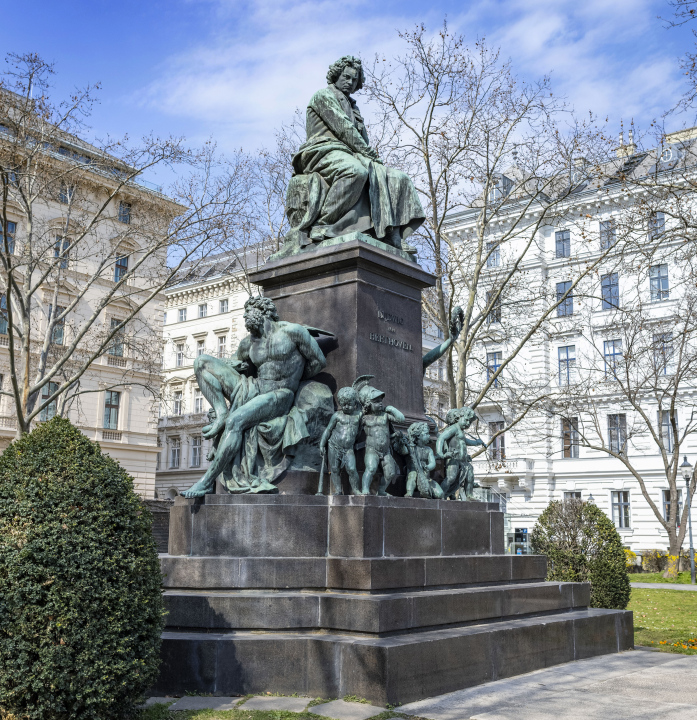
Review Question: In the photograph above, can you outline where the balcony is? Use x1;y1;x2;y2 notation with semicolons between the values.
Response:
0;415;17;429
101;430;122;441
472;457;536;494
107;355;127;368
0;335;8;347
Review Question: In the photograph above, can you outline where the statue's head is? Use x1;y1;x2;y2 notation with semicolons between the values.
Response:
352;374;384;413
327;55;364;94
337;386;359;413
244;296;279;336
446;406;476;429
408;421;430;447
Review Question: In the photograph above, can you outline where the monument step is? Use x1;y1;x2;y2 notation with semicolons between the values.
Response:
163;581;590;634
160;553;547;591
153;607;633;706
169;495;504;558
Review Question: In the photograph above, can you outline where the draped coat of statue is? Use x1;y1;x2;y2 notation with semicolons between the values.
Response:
285;56;425;253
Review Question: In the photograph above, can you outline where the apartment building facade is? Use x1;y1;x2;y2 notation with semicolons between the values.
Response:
0;112;175;497
444;130;697;554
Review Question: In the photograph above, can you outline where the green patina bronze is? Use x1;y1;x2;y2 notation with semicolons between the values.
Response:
436;406;486;501
274;55;425;260
422;306;464;373
182;297;331;498
396;422;444;499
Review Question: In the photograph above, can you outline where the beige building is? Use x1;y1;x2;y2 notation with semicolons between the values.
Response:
0;122;180;498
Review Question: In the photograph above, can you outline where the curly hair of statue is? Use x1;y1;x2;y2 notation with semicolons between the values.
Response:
326;55;365;90
446;406;476;426
244;295;279;320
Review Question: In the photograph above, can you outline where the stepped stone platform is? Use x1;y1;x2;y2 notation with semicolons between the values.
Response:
153;494;633;705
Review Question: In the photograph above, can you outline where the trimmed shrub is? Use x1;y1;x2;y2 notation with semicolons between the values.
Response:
531;499;630;610
624;548;637;570
0;417;164;720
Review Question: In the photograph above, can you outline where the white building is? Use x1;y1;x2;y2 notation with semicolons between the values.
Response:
445;128;697;554
0;116;178;498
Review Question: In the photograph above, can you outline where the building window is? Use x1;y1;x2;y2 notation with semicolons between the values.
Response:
649;211;665;241
487;351;502;387
191;436;202;468
2;220;16;254
49;304;65;346
58;183;74;204
198;303;207;318
118;201;131;224
170;438;181;469
599;219;616;250
173;390;183;416
219;299;229;314
109;318;124;357
178;308;187;323
0;294;7;335
103;391;120;429
604;339;623;379
562;417;579;458
486;241;500;267
564;491;582;500
663;489;682;523
114;255;128;282
196;339;205;357
218;335;227;358
163;312;167;325
608;414;627;455
611;490;631;528
653;332;673;375
175;343;184;368
649;264;669;301
556;281;573;317
54;236;70;269
659;410;677;453
194;388;205;414
40;381;59;421
601;272;619;310
555;230;570;258
489;421;505;460
486;292;501;324
558;345;576;386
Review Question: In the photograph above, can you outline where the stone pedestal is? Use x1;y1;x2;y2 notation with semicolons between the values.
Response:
153;495;633;704
249;236;435;423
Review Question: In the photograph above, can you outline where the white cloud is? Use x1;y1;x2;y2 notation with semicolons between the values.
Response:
134;0;690;152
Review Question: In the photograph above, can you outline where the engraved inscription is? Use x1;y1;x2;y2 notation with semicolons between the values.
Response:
369;332;413;352
377;309;404;325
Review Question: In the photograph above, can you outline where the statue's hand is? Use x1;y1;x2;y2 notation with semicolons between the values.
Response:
206;449;216;461
449;306;464;340
231;359;250;374
320;444;327;456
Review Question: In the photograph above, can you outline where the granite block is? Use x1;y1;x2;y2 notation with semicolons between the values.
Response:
329;505;383;558
441;509;490;555
573;610;626;659
156;633;218;696
490;512;505;554
310;699;385;720
510;554;547;581
327;557;426;590
383;506;441;556
238;558;327;589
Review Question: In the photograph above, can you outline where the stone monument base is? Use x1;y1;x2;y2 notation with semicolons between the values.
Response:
153;495;633;704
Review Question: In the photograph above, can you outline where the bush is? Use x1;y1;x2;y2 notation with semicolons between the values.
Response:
624;548;637;570
642;549;666;573
531;499;630;610
0;418;164;720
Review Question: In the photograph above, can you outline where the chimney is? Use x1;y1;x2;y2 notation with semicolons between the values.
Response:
616;122;636;158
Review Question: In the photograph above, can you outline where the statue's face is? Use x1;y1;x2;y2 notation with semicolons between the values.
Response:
244;307;265;336
419;427;430;445
340;396;357;413
369;399;384;414
458;415;472;430
335;66;359;95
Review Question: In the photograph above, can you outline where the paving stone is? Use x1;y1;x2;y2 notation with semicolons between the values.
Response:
243;696;312;712
168;696;242;710
310;699;385;720
470;690;697;719
140;697;174;707
631;582;697;591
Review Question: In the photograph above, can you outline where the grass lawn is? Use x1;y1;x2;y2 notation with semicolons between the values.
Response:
630;587;697;653
629;571;696;584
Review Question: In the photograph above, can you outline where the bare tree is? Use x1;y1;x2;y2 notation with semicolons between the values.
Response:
0;53;255;435
363;24;614;431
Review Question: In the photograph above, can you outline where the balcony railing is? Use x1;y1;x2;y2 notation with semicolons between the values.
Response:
0;335;8;347
107;355;127;368
0;415;17;429
101;430;122;441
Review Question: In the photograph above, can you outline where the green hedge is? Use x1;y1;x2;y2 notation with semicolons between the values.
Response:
0;417;164;720
531;499;630;610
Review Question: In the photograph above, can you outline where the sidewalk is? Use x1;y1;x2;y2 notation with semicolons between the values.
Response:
399;649;697;719
632;581;697;591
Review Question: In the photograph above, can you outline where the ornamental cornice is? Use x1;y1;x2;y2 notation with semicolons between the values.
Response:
164;277;237;308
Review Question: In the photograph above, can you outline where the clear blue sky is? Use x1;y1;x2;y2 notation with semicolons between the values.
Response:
3;0;695;160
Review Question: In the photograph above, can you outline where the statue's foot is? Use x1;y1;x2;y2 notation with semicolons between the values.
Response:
181;478;215;498
202;415;226;439
402;241;418;257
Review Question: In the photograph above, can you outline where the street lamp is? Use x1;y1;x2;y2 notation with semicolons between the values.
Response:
680;456;696;585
